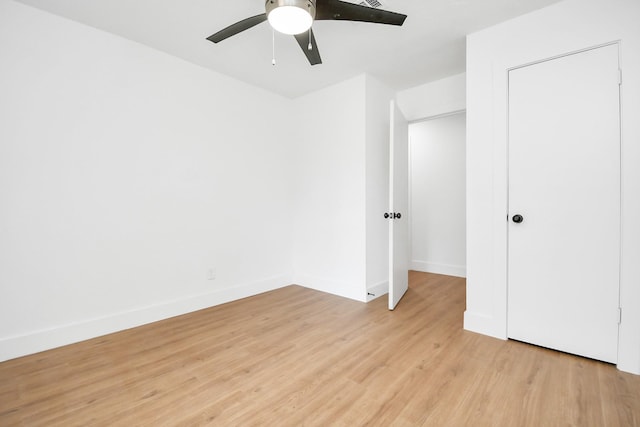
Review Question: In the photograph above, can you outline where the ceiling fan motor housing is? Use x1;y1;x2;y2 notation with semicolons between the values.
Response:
208;0;406;64
265;0;317;21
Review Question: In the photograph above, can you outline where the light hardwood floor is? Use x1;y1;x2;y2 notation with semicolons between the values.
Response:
1;272;639;426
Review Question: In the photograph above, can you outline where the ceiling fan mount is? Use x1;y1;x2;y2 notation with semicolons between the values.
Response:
207;0;407;66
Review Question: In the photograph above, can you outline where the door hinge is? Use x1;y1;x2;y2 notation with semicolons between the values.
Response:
618;307;622;325
618;68;622;85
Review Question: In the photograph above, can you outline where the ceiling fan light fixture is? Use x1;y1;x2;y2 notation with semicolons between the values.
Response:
266;0;316;35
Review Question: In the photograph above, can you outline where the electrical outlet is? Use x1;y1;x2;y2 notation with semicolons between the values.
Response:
207;268;216;280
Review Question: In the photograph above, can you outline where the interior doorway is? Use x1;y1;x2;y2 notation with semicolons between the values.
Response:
408;111;466;278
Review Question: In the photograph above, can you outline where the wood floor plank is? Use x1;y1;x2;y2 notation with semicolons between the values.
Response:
1;272;639;426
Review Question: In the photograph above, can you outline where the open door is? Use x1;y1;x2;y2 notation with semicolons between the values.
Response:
388;100;409;310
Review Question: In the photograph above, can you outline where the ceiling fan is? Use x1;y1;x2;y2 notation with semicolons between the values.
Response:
206;0;407;65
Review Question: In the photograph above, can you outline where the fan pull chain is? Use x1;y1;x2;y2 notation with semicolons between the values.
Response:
272;28;276;66
308;27;312;51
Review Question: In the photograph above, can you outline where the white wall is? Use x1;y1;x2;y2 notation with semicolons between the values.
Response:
410;113;466;277
0;0;294;361
465;0;640;374
290;75;396;303
0;0;461;362
397;73;466;122
290;76;368;302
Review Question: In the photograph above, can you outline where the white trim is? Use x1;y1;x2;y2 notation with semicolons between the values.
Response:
508;41;621;72
0;274;290;362
411;260;466;278
463;311;506;340
293;274;367;302
408;109;466;125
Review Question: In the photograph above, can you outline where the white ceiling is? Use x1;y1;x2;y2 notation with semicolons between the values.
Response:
14;0;562;98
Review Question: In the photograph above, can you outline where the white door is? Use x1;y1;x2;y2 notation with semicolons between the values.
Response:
389;100;409;310
508;44;621;363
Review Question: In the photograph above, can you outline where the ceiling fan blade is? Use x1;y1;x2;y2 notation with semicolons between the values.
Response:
206;14;267;43
294;29;322;65
315;0;406;25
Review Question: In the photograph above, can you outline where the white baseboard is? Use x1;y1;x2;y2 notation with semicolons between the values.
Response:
463;310;507;340
411;260;466;278
0;274;290;362
292;274;366;302
366;281;388;302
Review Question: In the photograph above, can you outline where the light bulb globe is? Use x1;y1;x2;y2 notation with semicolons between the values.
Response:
266;0;316;35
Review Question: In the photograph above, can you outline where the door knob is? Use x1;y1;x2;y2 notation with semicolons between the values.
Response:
384;212;402;220
512;214;524;224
